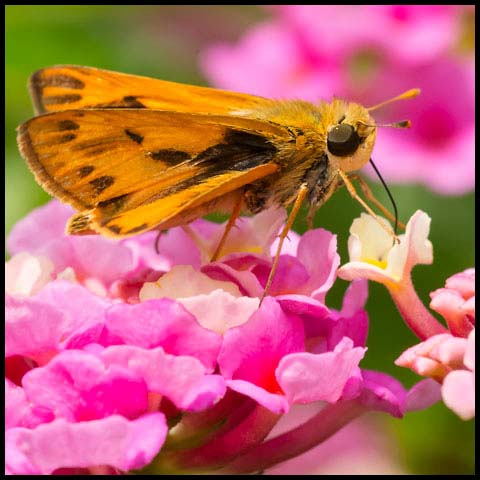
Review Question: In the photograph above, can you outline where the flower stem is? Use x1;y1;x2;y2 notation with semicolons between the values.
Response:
223;400;366;474
158;404;281;472
388;276;448;340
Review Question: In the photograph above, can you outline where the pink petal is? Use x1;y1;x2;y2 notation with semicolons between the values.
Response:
226;379;289;413
297;229;340;301
201;20;336;101
34;280;108;349
5;252;54;297
358;370;407;418
179;289;259;334
328;309;369;350
276;295;332;334
405;379;442;412
445;268;475;299
219;297;305;387
252;254;310;296
430;288;471;335
68;236;136;286
5;294;64;362
464;329;475;371
5;379;54;429
277;337;366;404
101;345;226;411
105;298;222;370
5;413;167;474
340;279;369;318
22;350;149;421
6;200;73;254
207;206;286;261
202;259;265;297
140;264;241;301
442;370;475;420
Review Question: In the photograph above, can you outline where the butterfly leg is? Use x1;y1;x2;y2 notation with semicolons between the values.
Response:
210;193;244;262
347;173;405;230
154;231;163;254
260;183;309;304
338;170;399;242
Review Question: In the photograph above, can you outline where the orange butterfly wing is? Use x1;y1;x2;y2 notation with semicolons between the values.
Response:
18;109;288;237
29;65;274;116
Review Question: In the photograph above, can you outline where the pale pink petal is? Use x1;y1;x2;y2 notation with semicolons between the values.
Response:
121;231;178;274
430;288;469;327
205;206;286;261
464;330;475;371
6;200;72;254
270;227;301;258
445;269;475;299
105;298;222;371
395;333;470;381
430;270;475;336
5;413;167;474
67;236;136;286
5;252;54;297
442;370;475;420
179;289;259;334
140;264;241;301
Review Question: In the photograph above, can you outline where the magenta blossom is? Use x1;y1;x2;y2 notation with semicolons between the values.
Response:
6;201;438;474
201;5;474;194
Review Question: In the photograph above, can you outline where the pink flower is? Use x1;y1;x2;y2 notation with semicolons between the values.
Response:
430;268;475;337
201;5;474;194
442;330;475;420
395;268;475;420
338;211;474;419
338;210;446;340
5;200;438;474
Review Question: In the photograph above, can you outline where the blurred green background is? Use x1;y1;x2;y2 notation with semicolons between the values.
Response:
5;6;474;474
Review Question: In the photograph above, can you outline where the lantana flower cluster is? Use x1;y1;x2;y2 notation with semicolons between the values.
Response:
201;5;475;194
338;212;475;420
5;200;442;475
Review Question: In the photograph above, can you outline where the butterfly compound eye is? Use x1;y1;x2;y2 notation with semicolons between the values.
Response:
327;124;361;157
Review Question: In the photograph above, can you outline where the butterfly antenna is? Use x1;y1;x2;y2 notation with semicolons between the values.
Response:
367;88;420;112
369;158;399;235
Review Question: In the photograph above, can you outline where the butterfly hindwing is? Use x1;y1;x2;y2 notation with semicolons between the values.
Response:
18;109;288;236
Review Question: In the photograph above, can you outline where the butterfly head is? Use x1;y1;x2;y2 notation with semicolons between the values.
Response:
323;88;419;172
324;100;377;172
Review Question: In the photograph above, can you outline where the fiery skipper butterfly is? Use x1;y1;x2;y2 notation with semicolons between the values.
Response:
17;65;418;296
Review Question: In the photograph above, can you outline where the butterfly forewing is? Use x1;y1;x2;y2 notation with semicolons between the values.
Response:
30;65;273;116
18;109;288;236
